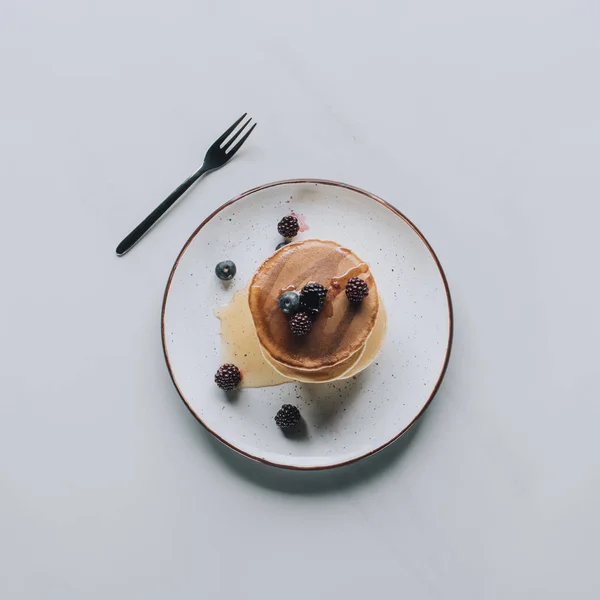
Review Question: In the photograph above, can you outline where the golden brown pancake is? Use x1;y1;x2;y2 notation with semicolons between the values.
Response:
338;301;387;379
260;298;386;383
261;343;366;383
248;239;379;370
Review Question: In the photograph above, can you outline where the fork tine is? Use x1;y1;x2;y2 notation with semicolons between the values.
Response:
222;117;252;152
225;122;257;157
214;113;247;147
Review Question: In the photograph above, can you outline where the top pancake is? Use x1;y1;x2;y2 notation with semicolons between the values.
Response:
248;239;379;369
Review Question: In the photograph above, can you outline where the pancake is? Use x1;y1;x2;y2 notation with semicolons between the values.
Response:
338;301;387;379
260;342;366;383
261;297;386;383
248;239;379;371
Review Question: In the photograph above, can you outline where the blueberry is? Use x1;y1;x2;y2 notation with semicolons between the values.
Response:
278;291;301;314
276;240;290;250
215;260;236;281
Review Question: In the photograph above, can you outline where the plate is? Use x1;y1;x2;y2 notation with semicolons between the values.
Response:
162;179;453;469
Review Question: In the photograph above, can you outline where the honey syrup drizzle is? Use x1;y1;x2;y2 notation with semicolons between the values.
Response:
325;262;372;313
214;287;290;388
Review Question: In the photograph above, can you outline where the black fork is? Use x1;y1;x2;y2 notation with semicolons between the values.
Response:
116;114;257;256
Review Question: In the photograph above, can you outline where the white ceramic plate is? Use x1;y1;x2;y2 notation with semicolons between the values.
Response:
162;180;453;469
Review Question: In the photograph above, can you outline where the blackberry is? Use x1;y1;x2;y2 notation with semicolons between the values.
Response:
275;404;301;429
215;260;236;281
278;290;301;314
277;215;299;239
289;312;312;336
345;277;369;303
214;364;241;390
300;282;327;315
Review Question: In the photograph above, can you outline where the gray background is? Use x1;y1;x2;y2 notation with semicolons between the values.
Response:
1;1;599;598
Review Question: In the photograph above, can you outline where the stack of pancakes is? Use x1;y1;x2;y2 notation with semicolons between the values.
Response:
248;239;386;383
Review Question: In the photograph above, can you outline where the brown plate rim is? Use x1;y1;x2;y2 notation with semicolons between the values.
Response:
161;178;454;470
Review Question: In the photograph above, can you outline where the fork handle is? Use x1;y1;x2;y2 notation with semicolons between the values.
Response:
116;165;208;256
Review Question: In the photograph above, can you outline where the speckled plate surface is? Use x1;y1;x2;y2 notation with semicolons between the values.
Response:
162;179;453;469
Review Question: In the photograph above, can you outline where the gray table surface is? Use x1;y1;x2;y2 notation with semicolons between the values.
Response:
1;1;599;598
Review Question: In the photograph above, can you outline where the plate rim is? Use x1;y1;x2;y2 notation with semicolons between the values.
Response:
161;178;454;470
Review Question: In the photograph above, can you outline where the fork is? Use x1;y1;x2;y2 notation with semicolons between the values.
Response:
116;114;257;256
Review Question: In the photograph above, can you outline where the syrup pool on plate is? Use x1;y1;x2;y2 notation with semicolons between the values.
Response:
214;288;290;388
